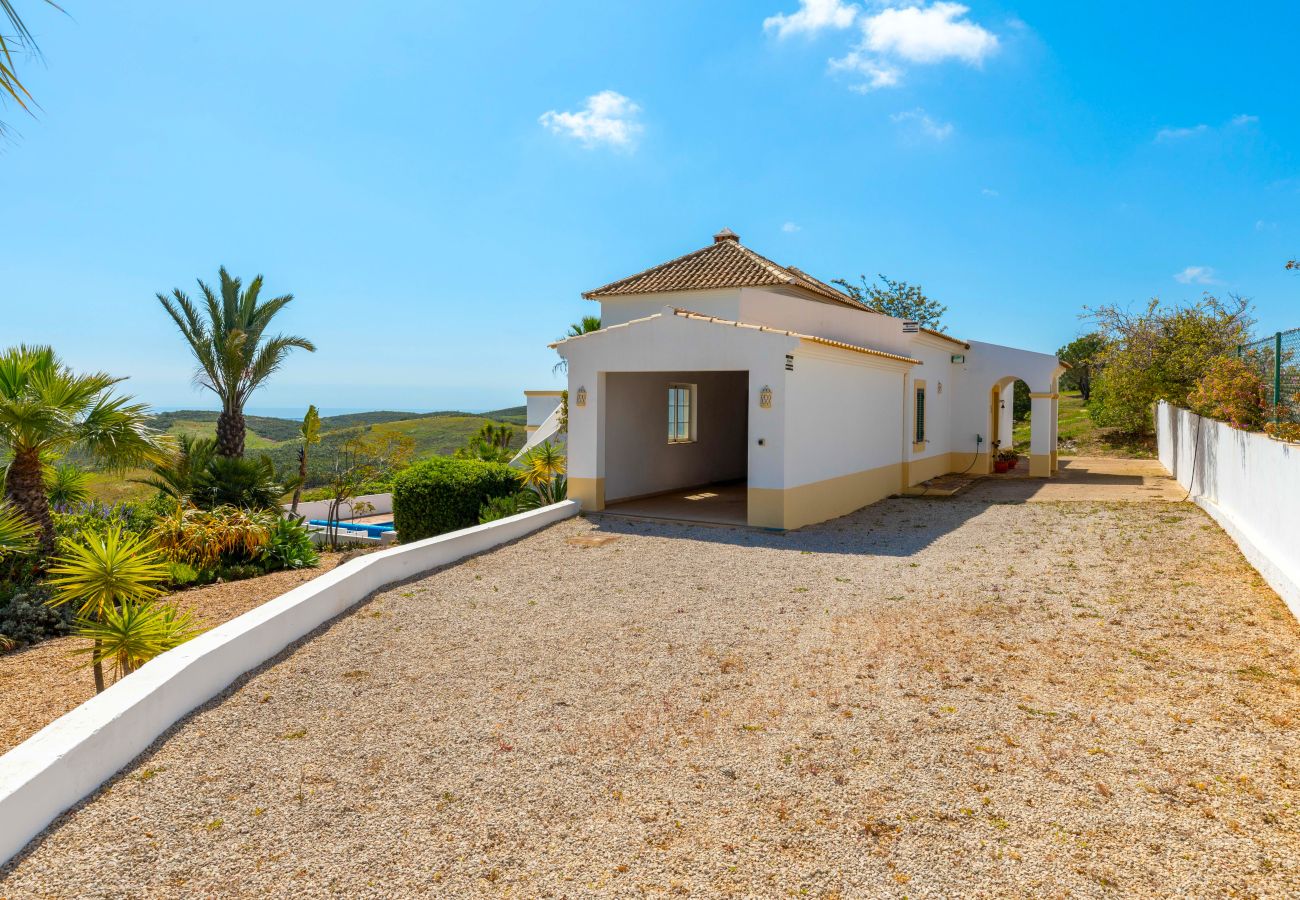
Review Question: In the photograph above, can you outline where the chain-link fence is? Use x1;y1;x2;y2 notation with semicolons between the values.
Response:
1239;327;1300;422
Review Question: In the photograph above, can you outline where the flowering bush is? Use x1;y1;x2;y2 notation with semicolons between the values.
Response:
1186;357;1267;430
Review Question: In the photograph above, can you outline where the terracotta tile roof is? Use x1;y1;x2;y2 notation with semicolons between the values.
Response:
582;230;862;310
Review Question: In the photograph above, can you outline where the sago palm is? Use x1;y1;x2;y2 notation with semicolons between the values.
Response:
47;525;171;691
0;345;168;550
132;433;216;503
158;267;315;458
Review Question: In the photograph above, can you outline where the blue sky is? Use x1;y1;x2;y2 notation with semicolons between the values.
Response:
3;1;1297;414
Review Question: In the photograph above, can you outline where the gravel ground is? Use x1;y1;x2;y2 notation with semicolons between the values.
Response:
2;484;1298;898
0;553;358;754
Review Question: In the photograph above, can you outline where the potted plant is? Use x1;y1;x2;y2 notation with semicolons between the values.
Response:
995;448;1018;472
1000;448;1020;470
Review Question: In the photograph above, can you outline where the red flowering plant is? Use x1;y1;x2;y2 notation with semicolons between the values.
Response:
1185;357;1268;430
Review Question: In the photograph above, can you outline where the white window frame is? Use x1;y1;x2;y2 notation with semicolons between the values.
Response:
667;382;696;444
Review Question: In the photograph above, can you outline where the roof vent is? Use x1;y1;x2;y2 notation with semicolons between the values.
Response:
713;227;740;243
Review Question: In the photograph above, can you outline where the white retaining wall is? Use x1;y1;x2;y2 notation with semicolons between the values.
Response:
0;500;579;866
287;492;393;521
1157;402;1300;617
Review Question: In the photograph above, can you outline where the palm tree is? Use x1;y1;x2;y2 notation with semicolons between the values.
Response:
0;345;167;550
132;433;215;503
0;499;37;559
158;267;315;458
553;316;601;375
1;1;61;137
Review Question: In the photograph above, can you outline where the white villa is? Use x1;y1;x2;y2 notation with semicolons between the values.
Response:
526;229;1067;530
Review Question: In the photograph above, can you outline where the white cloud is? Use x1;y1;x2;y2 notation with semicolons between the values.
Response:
981;187;999;197
891;107;954;140
1155;114;1259;143
1174;265;1219;285
825;2;998;91
782;221;801;233
1256;219;1276;232
862;2;999;64
764;0;858;38
828;51;902;91
539;91;643;149
1155;124;1209;142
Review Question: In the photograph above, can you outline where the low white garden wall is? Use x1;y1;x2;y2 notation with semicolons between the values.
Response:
0;500;579;866
1157;402;1300;618
287;492;393;521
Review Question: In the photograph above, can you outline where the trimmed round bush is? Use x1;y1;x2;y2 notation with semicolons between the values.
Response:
392;458;520;542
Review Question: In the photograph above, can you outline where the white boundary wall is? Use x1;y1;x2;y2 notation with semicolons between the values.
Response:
1157;402;1300;618
0;500;579;866
287;492;393;521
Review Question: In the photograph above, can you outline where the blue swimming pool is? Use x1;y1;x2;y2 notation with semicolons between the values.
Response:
309;520;395;539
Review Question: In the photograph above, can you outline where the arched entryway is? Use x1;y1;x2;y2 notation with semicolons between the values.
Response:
987;375;1058;477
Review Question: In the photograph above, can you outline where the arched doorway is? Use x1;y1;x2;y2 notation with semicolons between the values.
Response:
987;376;1057;476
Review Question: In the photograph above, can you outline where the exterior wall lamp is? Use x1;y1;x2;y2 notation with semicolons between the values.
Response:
759;385;773;409
575;386;587;407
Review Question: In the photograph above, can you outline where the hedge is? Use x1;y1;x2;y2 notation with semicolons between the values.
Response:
391;457;520;542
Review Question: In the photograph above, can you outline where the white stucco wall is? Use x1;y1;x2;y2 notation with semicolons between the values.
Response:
524;391;564;428
951;340;1063;455
286;492;393;521
603;371;748;501
783;348;907;487
1158;402;1300;617
559;310;792;495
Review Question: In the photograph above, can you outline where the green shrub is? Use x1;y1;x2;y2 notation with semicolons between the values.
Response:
166;560;205;588
392;458;519;541
261;518;320;572
1186;356;1268;430
0;582;73;648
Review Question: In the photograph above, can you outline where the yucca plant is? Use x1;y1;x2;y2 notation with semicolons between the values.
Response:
289;405;321;514
72;599;202;681
46;526;171;692
518;441;567;505
0;499;38;559
45;462;91;508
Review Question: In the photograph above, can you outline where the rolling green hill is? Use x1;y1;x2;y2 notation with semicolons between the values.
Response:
85;407;529;500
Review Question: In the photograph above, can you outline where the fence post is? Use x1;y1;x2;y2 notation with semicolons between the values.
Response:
1276;331;1284;423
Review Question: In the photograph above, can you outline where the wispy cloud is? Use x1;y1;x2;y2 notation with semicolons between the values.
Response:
891;108;954;140
782;221;802;233
1155;124;1209;142
981;187;999;197
1155;114;1258;143
1174;265;1219;285
764;0;857;39
539;91;643;149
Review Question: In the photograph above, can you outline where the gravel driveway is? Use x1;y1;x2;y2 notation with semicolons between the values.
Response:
3;482;1297;897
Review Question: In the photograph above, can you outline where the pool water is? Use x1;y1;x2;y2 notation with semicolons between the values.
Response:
308;519;395;539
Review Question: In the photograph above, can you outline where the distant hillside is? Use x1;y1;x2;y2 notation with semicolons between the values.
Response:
84;407;531;500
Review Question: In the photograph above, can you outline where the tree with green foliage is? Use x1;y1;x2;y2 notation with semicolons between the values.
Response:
1085;294;1254;434
133;434;214;502
1056;332;1105;403
290;405;322;515
1186;356;1268;430
831;274;947;332
158;267;315;458
455;422;516;463
0;345;167;551
319;432;414;548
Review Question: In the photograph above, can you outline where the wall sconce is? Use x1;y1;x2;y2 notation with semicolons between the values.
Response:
937;381;943;395
1000;399;1006;410
759;385;773;409
575;386;587;407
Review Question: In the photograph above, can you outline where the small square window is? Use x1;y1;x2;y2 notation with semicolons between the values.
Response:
668;383;695;443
